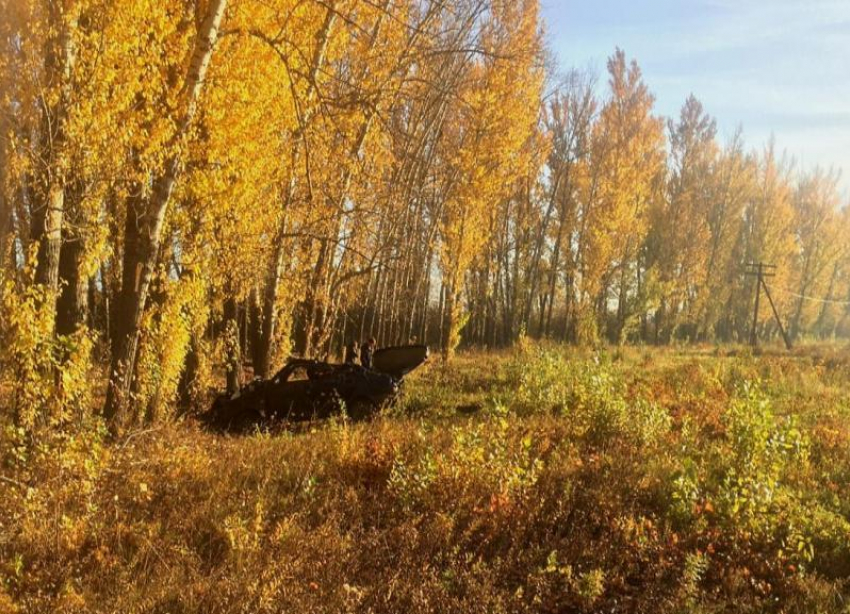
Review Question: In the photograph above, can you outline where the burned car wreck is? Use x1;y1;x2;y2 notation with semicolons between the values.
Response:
201;345;428;432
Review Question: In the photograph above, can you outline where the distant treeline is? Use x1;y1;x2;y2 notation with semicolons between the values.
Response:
1;0;848;429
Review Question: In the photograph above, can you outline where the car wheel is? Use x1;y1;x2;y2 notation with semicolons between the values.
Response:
347;397;378;421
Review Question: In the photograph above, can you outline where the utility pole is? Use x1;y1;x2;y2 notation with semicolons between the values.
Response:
749;263;764;347
745;262;792;350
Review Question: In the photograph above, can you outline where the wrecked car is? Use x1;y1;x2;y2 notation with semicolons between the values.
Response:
201;345;429;432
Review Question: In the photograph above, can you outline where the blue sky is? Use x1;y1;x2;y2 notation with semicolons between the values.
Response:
540;0;850;194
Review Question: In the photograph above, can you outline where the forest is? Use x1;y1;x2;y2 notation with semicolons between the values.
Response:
4;1;850;613
1;0;849;431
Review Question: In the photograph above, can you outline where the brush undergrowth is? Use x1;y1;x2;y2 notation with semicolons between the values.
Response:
3;344;850;613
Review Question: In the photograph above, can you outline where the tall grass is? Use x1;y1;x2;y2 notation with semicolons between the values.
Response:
2;345;850;612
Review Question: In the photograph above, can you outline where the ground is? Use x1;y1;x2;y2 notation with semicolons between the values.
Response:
3;342;850;613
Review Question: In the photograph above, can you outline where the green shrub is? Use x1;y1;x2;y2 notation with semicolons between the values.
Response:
507;345;670;448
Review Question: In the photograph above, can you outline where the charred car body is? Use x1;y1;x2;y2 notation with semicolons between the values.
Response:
202;345;428;432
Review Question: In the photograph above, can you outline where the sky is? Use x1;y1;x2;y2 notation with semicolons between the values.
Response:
540;0;850;195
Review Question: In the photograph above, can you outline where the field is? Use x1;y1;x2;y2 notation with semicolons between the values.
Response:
3;343;850;613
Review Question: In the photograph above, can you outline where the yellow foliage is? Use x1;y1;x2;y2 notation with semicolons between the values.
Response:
438;0;544;357
584;49;665;303
134;269;208;421
0;252;94;431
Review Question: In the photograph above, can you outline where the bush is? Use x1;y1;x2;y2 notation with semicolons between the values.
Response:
0;260;95;432
507;345;670;447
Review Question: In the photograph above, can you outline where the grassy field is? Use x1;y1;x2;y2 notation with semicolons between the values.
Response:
3;343;850;613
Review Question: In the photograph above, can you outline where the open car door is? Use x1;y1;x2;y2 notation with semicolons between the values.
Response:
372;345;429;379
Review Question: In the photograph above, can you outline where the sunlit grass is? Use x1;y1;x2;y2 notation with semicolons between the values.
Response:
2;343;850;613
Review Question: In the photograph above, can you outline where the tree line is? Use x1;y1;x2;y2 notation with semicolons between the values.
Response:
1;0;848;431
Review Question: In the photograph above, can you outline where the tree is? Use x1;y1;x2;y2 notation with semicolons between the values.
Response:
789;168;844;340
437;0;543;360
646;95;718;342
540;71;596;341
583;49;665;343
697;131;755;340
104;0;230;429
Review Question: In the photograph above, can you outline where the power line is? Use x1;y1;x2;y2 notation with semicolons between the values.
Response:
771;286;850;306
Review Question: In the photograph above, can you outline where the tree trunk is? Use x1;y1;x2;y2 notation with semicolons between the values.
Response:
224;295;242;395
523;172;560;334
56;231;88;336
256;234;287;377
814;262;840;337
178;333;202;414
247;287;263;373
0;132;11;281
33;4;77;295
441;287;455;362
544;228;563;338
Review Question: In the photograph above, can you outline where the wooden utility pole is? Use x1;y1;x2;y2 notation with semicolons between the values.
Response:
745;262;792;350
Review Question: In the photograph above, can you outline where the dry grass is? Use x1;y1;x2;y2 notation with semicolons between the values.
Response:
3;343;850;613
